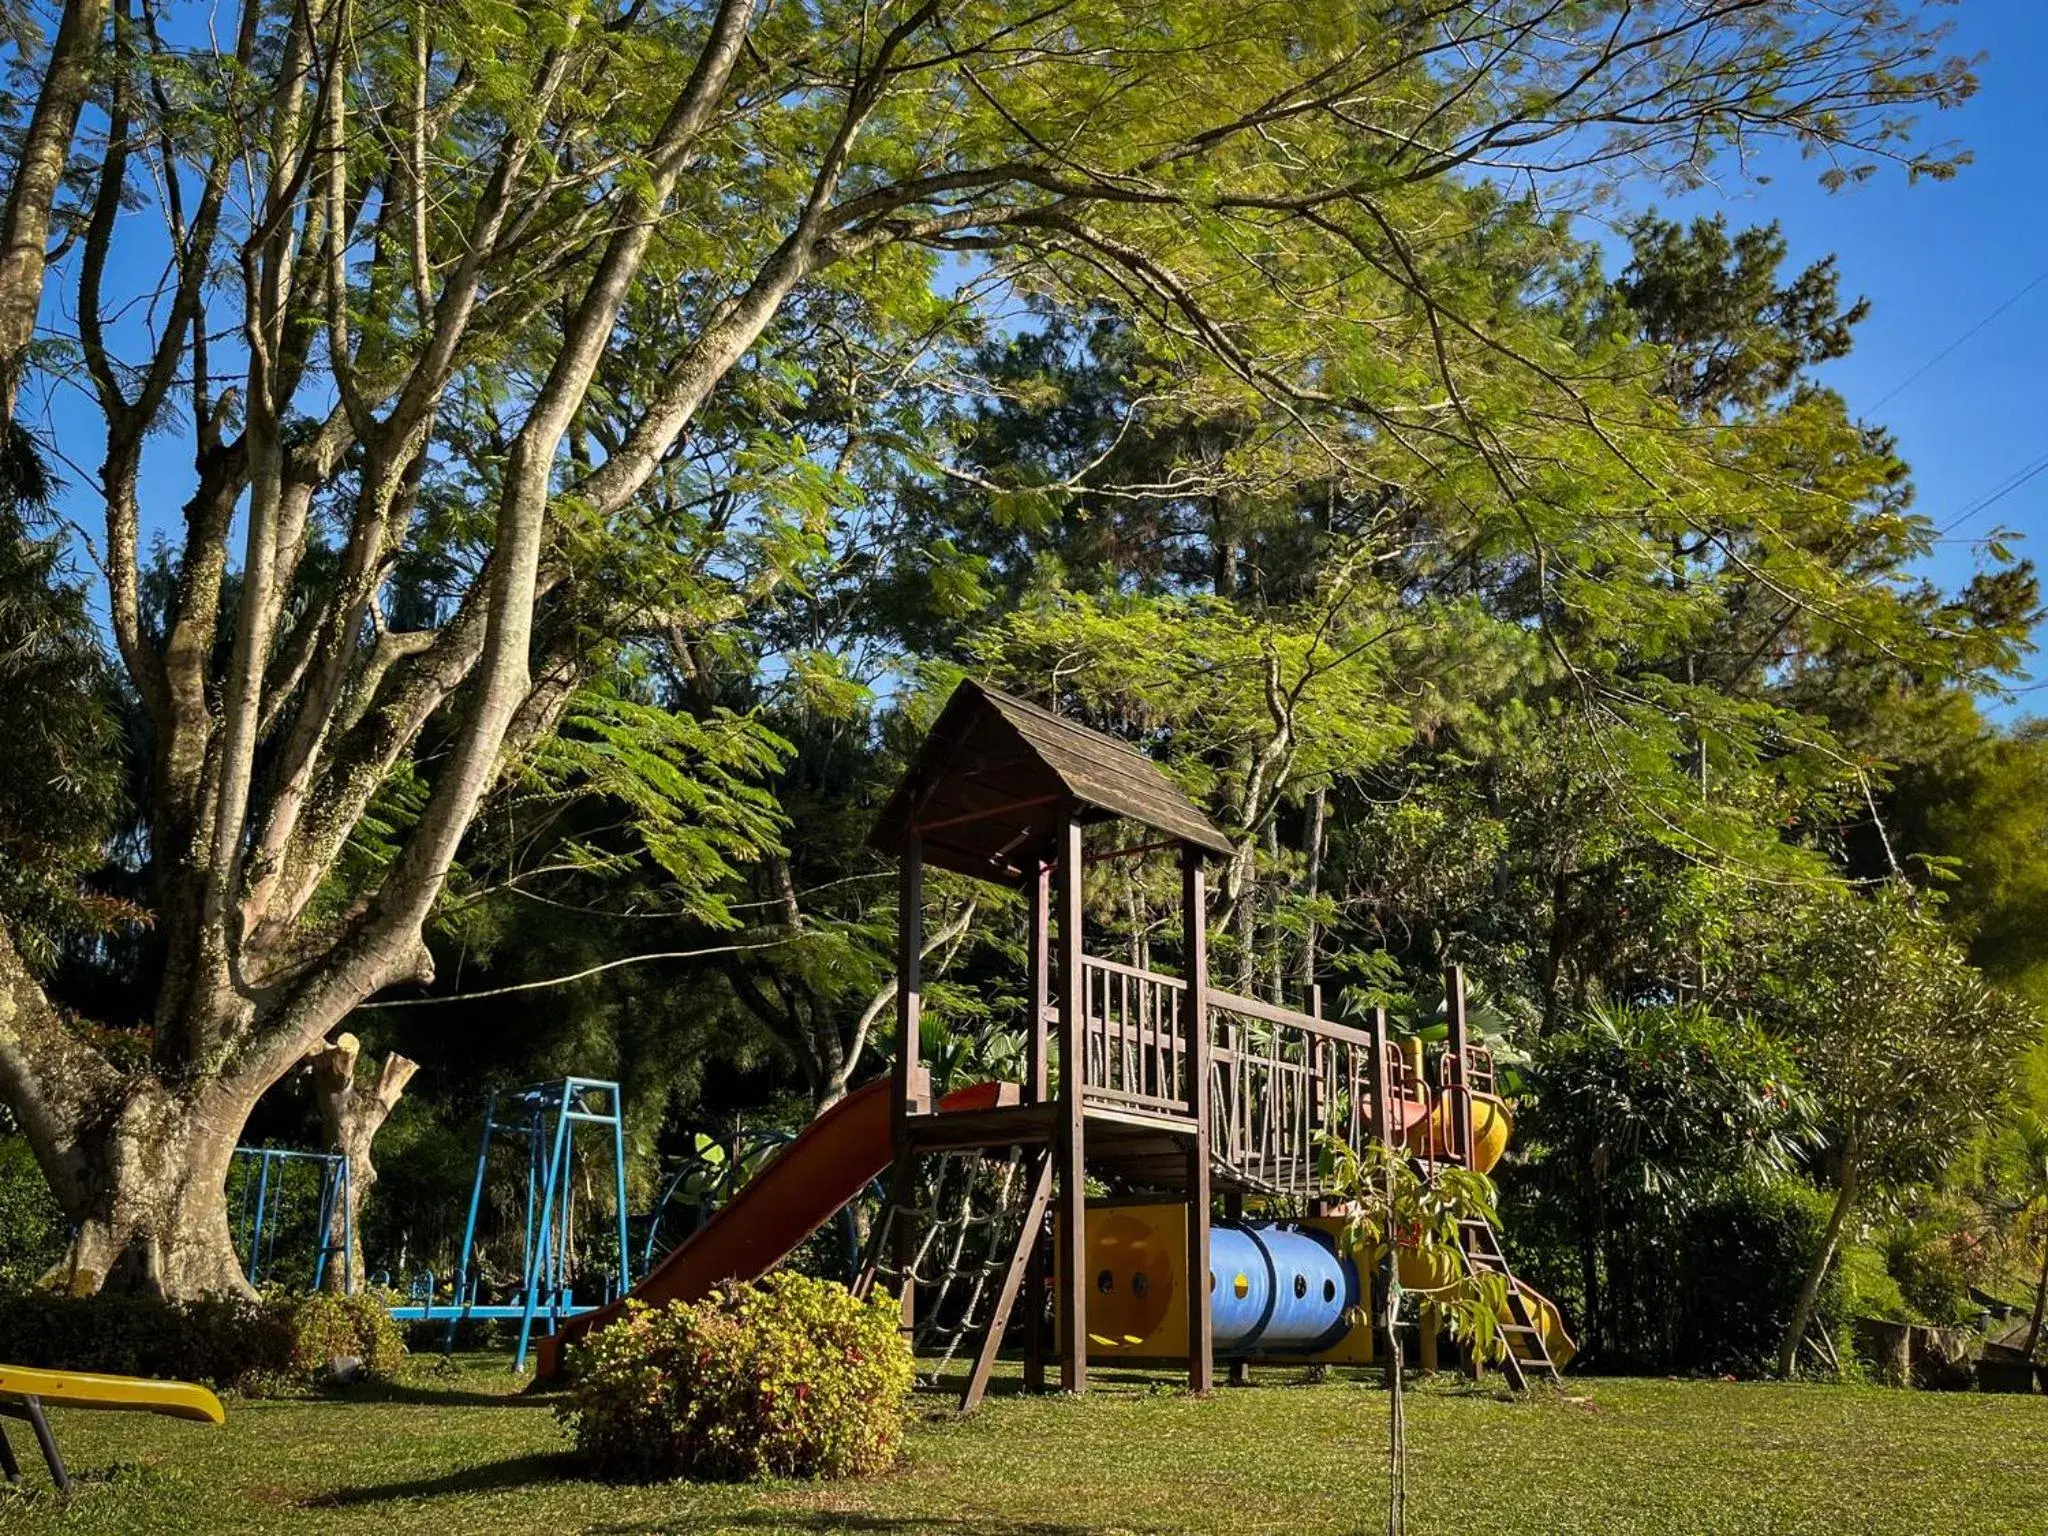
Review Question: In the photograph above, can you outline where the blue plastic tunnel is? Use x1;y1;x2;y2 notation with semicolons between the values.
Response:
1208;1223;1358;1357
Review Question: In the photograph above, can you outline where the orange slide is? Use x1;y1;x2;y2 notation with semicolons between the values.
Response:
536;1077;1003;1377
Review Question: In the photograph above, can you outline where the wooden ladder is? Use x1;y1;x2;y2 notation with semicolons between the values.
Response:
1458;1213;1559;1391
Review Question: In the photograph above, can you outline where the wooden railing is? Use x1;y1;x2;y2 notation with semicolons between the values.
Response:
1209;990;1383;1194
1077;954;1192;1117
1074;954;1426;1194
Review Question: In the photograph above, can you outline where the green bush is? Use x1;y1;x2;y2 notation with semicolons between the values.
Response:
563;1271;914;1483
286;1289;407;1383
1519;1001;1812;1369
1675;1176;1844;1376
0;1288;409;1391
0;1291;296;1391
1839;1243;1911;1323
1881;1223;1982;1326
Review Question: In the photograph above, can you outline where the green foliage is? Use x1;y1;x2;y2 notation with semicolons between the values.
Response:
0;1131;62;1290
286;1290;407;1384
1758;885;2037;1194
562;1272;913;1483
1897;723;2048;1006
1517;1002;1811;1367
0;1293;296;1393
507;687;793;929
0;493;127;964
1677;1178;1845;1376
1529;1002;1810;1208
0;1285;412;1392
1614;213;1867;416
1320;1136;1507;1363
1838;1243;1911;1325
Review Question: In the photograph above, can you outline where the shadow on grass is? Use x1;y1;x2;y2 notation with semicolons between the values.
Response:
300;1449;582;1507
590;1517;1124;1535
319;1377;566;1410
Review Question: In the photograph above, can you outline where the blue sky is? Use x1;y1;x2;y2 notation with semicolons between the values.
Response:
1641;0;2048;709
33;4;2043;711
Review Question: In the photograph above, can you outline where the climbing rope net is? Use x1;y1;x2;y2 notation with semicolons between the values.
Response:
860;1146;1038;1383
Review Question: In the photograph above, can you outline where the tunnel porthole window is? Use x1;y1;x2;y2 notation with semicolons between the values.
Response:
1208;1270;1216;1292
1132;1273;1150;1298
1323;1278;1337;1303
1293;1273;1308;1300
1096;1269;1115;1293
1233;1272;1250;1300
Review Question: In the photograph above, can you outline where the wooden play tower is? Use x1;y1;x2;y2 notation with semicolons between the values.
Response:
865;679;1478;1405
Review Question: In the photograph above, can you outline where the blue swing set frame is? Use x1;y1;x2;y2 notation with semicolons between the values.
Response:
385;1077;632;1370
232;1145;355;1293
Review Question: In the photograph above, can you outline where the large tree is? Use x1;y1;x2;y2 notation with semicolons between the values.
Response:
0;0;1985;1296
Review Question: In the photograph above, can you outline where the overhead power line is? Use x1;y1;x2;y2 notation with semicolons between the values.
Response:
1938;452;2048;536
1870;265;2048;412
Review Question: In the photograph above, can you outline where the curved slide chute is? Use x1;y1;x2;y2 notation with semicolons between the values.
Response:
536;1078;1004;1378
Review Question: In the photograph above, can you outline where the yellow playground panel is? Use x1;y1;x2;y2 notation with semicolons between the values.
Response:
0;1363;224;1493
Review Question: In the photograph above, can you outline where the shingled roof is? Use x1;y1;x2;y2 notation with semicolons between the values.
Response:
869;680;1233;886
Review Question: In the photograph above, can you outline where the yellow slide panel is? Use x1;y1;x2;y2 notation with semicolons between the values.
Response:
1506;1283;1577;1369
0;1364;225;1425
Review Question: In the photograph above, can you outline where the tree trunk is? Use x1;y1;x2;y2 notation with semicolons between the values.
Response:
2024;1232;2048;1363
1299;787;1326;1000
54;1083;253;1298
0;0;107;419
1778;1156;1858;1379
1577;1140;1605;1359
308;1033;418;1292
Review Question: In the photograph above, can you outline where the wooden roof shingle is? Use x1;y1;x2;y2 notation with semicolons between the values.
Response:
868;680;1232;886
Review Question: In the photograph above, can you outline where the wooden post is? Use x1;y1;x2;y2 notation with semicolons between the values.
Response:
893;834;925;1338
1444;965;1472;1169
1182;846;1213;1394
1055;813;1088;1392
961;1150;1056;1412
1026;860;1051;1103
1023;1223;1048;1393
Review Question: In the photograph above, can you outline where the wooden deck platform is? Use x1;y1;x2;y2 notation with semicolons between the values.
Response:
903;1095;1311;1195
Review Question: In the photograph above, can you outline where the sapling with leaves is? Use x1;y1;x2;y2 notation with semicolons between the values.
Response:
1320;1134;1506;1536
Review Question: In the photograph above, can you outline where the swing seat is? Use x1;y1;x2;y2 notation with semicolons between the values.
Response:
0;1363;225;1494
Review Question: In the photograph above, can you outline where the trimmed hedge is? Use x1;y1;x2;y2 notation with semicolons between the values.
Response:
0;1288;404;1392
563;1271;913;1483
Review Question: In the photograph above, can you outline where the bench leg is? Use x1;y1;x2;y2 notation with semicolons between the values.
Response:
22;1399;66;1495
0;1417;20;1485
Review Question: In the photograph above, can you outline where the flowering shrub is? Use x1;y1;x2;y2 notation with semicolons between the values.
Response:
561;1271;914;1483
286;1289;406;1383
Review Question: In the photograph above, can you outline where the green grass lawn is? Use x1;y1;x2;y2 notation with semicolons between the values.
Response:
2;1357;2045;1535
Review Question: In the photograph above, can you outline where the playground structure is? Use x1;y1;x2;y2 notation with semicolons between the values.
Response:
231;1145;354;1293
538;680;1571;1399
386;1077;632;1370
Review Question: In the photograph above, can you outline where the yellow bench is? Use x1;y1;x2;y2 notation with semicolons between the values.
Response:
0;1364;224;1494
